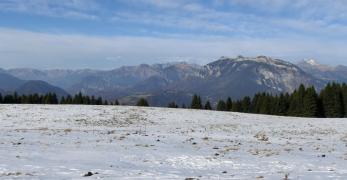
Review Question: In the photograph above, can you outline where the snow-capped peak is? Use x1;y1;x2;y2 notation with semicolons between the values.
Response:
305;59;320;66
299;58;334;72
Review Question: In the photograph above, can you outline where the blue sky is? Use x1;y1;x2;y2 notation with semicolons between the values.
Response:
0;0;347;69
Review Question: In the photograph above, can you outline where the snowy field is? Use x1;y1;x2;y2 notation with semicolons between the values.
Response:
0;105;347;179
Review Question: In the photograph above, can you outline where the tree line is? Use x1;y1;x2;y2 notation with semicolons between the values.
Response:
0;92;119;105
187;83;347;118
2;82;347;118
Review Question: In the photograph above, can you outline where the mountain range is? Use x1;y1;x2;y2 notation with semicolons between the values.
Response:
0;56;345;106
0;72;69;97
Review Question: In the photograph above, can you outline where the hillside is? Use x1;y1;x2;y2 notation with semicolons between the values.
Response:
0;105;346;179
0;73;69;96
16;80;69;97
0;72;25;91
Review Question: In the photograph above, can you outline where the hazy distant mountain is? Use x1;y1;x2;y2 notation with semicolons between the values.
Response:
297;59;347;82
7;68;100;89
0;72;25;91
4;56;342;106
0;72;69;96
16;80;69;97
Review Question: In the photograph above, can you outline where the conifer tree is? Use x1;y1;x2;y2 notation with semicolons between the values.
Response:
232;100;243;112
251;93;261;113
13;92;18;104
226;97;233;111
114;99;120;105
96;97;103;105
276;93;290;116
137;98;149;107
341;83;347;117
190;94;202;109
91;96;96;104
320;83;344;118
241;96;251;113
204;101;212;110
302;87;319;117
3;95;13;104
288;85;306;116
216;100;227;111
168;102;178;108
66;95;73;104
52;93;58;104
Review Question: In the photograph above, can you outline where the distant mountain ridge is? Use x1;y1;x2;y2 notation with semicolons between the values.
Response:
1;56;345;106
16;80;69;97
0;72;69;97
297;59;347;82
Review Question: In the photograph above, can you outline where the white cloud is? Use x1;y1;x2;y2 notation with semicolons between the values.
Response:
1;1;347;68
0;0;100;20
111;0;347;39
1;0;347;37
0;28;346;69
122;0;185;9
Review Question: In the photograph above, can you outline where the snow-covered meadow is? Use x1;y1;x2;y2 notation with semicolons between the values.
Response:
0;104;347;179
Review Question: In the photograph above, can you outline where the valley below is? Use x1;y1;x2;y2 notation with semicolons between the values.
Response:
0;105;347;179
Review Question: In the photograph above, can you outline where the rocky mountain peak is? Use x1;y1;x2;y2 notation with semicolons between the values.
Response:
305;59;320;66
298;59;333;72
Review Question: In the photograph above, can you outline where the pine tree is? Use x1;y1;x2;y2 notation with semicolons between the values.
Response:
226;97;233;111
232;100;243;112
168;102;178;108
204;101;212;110
66;95;73;104
73;92;83;104
33;94;40;104
91;96;96;104
44;93;51;104
13;92;18;104
3;95;13;104
241;96;251;113
60;96;66;104
96;97;103;105
258;93;272;114
276;93;290;116
137;98;149;107
83;96;91;104
52;93;58;104
190;94;202;109
288;85;306;116
216;100;227;111
341;83;347;117
114;99;120;105
302;87;319;117
320;83;344;118
250;93;261;113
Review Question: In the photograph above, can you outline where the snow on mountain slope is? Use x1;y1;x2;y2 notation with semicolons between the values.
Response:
191;56;324;101
297;59;347;83
0;105;347;179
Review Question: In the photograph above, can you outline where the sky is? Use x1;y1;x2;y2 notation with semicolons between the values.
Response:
0;0;347;69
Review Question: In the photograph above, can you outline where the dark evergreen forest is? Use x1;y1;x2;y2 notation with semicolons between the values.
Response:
1;82;347;118
189;83;347;118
